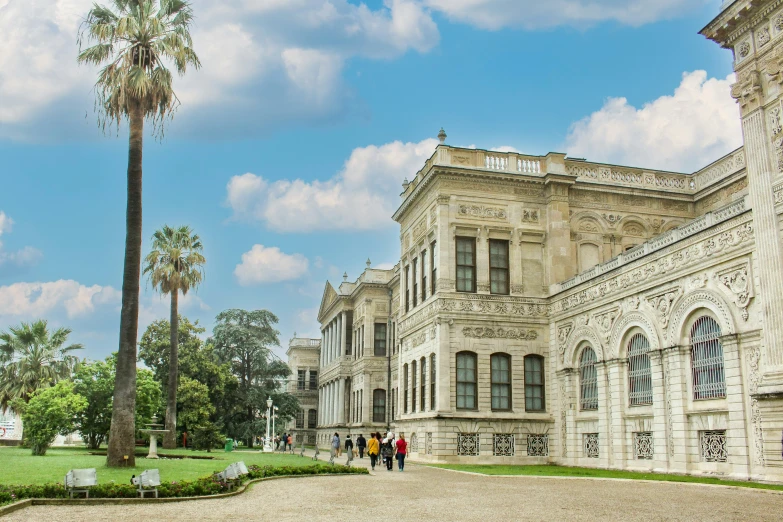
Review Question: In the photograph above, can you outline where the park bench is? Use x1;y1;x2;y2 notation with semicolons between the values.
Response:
64;468;98;499
131;469;161;498
216;461;249;491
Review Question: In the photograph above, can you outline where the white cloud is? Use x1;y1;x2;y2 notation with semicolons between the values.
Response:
0;211;43;271
235;245;310;285
0;211;12;236
565;71;742;172
0;280;120;319
226;138;439;232
0;0;439;140
423;0;710;30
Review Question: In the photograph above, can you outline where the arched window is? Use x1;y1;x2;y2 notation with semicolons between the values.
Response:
456;352;478;410
403;364;409;413
524;355;545;412
307;409;317;429
430;354;436;410
420;357;427;413
491;353;511;410
412;360;418;412
690;316;726;400
373;389;386;423
579;346;598;411
627;333;653;406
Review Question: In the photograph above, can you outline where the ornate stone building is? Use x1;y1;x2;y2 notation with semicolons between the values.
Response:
285;337;320;445
311;1;783;481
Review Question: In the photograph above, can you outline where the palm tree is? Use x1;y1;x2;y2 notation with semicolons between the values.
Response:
0;320;83;412
143;225;205;449
78;0;200;467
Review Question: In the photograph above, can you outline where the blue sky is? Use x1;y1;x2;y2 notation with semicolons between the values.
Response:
0;0;742;361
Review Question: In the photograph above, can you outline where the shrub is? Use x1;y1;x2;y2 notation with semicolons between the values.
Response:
191;422;225;452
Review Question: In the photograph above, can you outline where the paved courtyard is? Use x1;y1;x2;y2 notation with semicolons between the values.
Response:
6;453;783;522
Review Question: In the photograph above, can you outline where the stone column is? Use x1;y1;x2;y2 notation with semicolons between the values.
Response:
596;362;611;468
722;335;751;475
340;312;347;358
338;378;346;425
664;346;689;474
510;230;523;295
437;320;450;413
735;77;783;387
476;228;490;294
543;154;576;285
605;359;624;469
321;329;326;367
649;350;670;472
324;325;331;366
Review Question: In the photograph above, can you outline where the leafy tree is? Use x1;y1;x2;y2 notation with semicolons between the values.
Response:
11;381;87;456
138;317;239;440
72;357;162;449
143;225;205;448
210;309;296;446
0;320;82;412
191;422;224;452
77;0;200;467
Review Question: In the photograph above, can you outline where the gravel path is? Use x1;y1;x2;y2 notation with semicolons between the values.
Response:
6;457;782;521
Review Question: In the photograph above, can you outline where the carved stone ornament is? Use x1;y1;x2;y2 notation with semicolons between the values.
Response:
522;209;540;223
593;309;619;345
458;204;508;220
764;46;783;85
687;273;709;291
622;223;645;237
511;284;525;294
648;218;665;234
602;214;622;225
775;185;783;204
730;70;762;109
579;220;600;233
413;219;427;239
557;324;574;356
716;263;753;321
462;327;538;341
776;14;783;32
645;288;682;329
623;296;640;313
738;41;751;58
758;27;771;47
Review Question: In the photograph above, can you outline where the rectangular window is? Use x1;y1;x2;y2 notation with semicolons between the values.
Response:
491;354;511;410
524;355;545;412
420;358;426;412
456;237;476;293
374;323;387;356
489;239;510;295
413;258;418;308
297;370;306;391
412;360;418;412
309;371;318;390
392;388;396;420
404;365;409;414
430;354;436;410
431;241;437;295
307;409;317;429
456;352;477;410
421;250;427;302
405;266;410;313
392;322;396;355
373;389;386;423
295;411;304;429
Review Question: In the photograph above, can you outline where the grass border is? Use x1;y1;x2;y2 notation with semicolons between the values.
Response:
423;464;783;494
0;472;363;518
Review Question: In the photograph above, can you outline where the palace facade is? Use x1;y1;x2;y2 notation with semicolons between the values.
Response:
301;1;783;481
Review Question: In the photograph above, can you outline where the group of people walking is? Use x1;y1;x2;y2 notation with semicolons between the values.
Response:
331;431;407;472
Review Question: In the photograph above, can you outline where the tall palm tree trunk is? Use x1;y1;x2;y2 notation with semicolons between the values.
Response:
107;100;143;467
164;290;179;449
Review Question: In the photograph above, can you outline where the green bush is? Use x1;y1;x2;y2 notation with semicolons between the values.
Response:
0;464;368;506
191;422;225;452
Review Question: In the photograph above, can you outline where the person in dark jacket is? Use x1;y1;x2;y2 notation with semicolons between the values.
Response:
345;435;354;456
380;433;395;471
356;434;367;458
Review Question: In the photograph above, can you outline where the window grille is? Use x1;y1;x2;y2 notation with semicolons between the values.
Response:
421;250;427;302
426;432;433;455
413;258;419;307
491;354;512;410
295;411;304;429
410;433;419;453
456;352;478;410
372;389;386;423
527;434;549;457
700;430;728;462
420;357;427;412
309;371;318;390
297;370;306;390
584;433;599;458
579;347;599;411
489;239;510;295
403;364;409;413
524;355;545;412
374;323;387;357
458;433;480;456
633;432;653;460
493;434;515;456
430;354;436;410
412;360;418;412
431;241;437;295
690;316;726;400
405;266;410;313
628;334;653;406
456;237;476;293
307;409;317;429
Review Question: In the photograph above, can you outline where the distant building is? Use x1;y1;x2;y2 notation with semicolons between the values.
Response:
307;1;783;482
285;336;320;445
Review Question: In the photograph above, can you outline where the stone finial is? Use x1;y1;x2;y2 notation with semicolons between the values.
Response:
402;178;410;190
366;258;372;268
343;272;348;282
438;127;447;144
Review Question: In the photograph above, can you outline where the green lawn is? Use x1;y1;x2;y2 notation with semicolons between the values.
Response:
428;464;783;492
0;446;325;486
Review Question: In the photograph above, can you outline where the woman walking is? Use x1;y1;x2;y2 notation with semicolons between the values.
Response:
331;432;341;459
395;434;407;472
381;432;395;471
367;432;380;470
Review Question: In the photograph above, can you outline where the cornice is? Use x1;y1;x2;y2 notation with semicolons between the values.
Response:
701;0;783;47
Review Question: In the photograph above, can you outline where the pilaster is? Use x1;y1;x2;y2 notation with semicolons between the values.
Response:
543;153;576;285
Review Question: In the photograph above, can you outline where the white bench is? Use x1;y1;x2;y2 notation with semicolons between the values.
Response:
215;461;248;491
64;468;97;499
132;469;161;498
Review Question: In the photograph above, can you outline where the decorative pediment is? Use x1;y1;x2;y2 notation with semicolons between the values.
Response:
593;308;620;346
557;323;574;357
715;263;754;321
318;281;339;320
645;287;683;329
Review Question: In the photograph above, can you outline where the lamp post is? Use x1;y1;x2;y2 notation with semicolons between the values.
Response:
263;397;273;453
272;406;279;447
